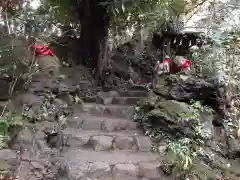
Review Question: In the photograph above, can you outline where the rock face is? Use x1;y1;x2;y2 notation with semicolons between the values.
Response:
1;66;89;179
153;73;231;121
110;45;156;84
133;72;240;180
104;28;159;86
0;149;19;177
136;72;233;143
7;126;61;180
138;99;214;141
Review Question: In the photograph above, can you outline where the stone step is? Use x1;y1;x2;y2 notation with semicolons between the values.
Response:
83;103;135;120
63;128;152;152
81;96;96;103
127;84;148;91
67;115;138;132
99;90;148;97
96;96;141;105
118;90;148;97
62;149;164;180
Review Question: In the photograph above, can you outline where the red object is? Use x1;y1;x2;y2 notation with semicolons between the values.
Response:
162;59;169;64
31;45;54;57
159;59;169;67
159;59;170;70
170;59;190;73
182;59;191;69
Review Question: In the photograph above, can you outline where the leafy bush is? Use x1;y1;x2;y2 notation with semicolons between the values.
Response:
0;111;23;149
166;102;215;178
0;36;40;95
134;100;214;178
179;100;213;140
22;94;68;126
166;138;196;171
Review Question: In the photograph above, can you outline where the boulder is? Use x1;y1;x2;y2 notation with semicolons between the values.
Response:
147;100;195;139
226;137;240;159
152;72;231;120
111;51;131;81
153;76;170;97
0;149;18;177
9;127;61;180
109;34;157;83
137;99;214;140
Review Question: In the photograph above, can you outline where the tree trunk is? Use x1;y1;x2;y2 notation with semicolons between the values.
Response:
74;0;110;85
2;11;11;34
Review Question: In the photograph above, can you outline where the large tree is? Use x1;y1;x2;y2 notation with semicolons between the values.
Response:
73;0;110;82
43;0;187;84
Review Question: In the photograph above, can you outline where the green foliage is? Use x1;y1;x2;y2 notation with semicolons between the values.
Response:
0;42;40;95
42;0;186;42
133;97;157;123
36;98;66;122
109;0;185;41
166;138;197;172
0;35;41;150
179;101;213;139
22;94;68;126
179;101;204;121
133;106;148;123
0;111;23;149
42;0;77;22
165;101;213;177
134;99;214;177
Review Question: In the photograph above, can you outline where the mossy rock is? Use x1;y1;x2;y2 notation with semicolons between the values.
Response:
211;154;240;177
153;84;170;97
137;96;158;111
153;76;170;97
190;160;222;180
157;100;190;119
147;90;166;101
147;100;196;138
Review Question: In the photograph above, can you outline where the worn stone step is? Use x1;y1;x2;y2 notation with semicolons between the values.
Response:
96;96;141;105
83;103;135;119
127;84;148;91
99;90;147;97
81;96;96;103
63;128;152;152
62;149;164;180
118;90;148;97
67;115;138;132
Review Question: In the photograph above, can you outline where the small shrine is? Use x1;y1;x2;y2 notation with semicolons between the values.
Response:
153;31;206;57
152;19;212;60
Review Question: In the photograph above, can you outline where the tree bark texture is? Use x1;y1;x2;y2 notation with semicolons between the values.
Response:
73;0;110;85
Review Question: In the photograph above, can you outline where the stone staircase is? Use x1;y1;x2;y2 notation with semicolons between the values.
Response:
61;87;165;180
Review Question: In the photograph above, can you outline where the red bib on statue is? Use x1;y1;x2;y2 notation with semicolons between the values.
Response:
31;45;54;57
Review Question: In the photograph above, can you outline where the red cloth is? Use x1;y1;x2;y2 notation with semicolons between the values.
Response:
31;45;54;57
182;59;191;69
162;59;169;64
170;59;190;73
158;59;169;69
